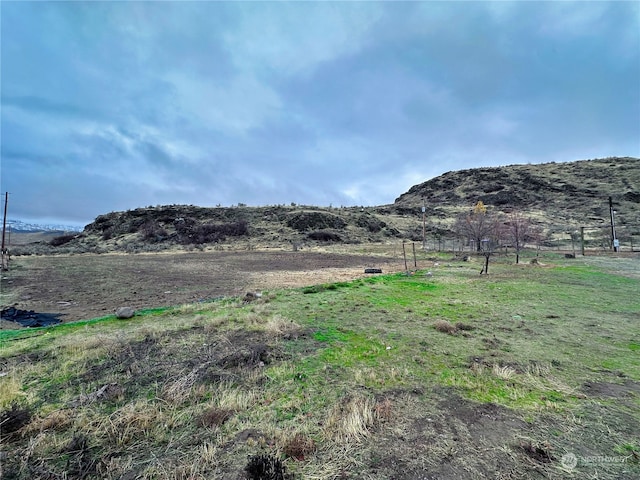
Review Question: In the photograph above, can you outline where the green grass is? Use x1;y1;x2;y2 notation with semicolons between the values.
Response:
2;253;639;479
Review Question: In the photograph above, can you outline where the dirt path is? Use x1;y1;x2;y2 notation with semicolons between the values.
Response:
1;250;402;325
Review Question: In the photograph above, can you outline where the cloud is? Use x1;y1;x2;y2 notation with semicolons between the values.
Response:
1;1;638;226
222;2;383;77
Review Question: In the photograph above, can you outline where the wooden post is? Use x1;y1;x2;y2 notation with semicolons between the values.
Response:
412;242;417;268
609;196;618;252
580;226;585;256
402;242;408;272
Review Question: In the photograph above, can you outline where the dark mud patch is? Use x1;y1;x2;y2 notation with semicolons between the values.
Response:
219;342;271;368
0;403;32;441
1;307;62;327
582;380;640;399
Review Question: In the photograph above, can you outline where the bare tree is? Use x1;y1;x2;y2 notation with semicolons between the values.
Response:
505;211;532;264
453;201;497;252
453;201;502;274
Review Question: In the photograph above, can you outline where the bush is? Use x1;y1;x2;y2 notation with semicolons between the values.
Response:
356;214;386;233
307;230;342;242
287;212;346;232
50;234;77;247
139;220;168;243
101;227;115;241
175;218;248;245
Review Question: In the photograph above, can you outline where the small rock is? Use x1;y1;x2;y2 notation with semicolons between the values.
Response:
243;292;262;302
115;307;135;319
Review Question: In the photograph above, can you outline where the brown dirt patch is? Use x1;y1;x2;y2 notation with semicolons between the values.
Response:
1;250;401;325
363;389;543;479
582;380;640;399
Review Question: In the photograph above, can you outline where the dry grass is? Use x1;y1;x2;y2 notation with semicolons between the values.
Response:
215;384;257;411
28;409;73;433
374;397;393;422
493;364;517;380
0;373;27;409
324;395;377;443
87;400;175;448
199;406;234;428
263;314;303;338
433;319;458;335
282;432;317;460
161;368;200;405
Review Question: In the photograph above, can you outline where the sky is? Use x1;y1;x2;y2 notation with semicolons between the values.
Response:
1;1;639;228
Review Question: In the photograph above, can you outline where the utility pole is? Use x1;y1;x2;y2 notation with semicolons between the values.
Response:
1;192;8;271
609;196;618;252
1;193;8;253
421;197;426;250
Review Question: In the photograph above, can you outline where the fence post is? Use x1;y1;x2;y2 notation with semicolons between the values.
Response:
402;242;408;272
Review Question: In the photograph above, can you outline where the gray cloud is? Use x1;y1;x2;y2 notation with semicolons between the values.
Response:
1;1;638;227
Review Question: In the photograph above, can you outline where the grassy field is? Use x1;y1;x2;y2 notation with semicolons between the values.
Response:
1;252;639;479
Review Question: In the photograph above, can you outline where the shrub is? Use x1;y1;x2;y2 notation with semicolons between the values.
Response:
287;211;346;231
307;230;342;242
356;214;386;233
139;220;168;243
50;234;77;247
175;218;248;244
101;226;115;240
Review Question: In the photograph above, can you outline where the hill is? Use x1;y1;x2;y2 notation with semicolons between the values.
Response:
9;157;639;254
393;157;640;229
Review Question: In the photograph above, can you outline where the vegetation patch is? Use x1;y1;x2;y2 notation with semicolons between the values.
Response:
1;253;639;478
286;211;346;231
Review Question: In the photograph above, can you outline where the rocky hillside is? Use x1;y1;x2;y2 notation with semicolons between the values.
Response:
29;204;409;254
393;157;640;229
13;157;639;254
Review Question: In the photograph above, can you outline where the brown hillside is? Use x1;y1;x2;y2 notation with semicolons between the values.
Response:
393;157;640;229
